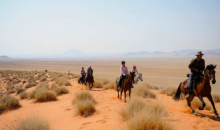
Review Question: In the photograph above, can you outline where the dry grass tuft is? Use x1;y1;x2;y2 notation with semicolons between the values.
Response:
76;99;96;117
160;86;185;100
133;85;156;99
120;97;172;130
93;81;103;88
0;95;21;114
52;86;69;96
19;92;29;99
34;88;57;102
55;76;71;86
103;81;116;90
10;115;51;130
72;91;96;105
72;91;96;117
136;82;159;90
212;93;220;103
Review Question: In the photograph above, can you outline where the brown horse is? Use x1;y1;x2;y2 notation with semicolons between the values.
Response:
116;72;135;103
174;64;219;118
86;70;94;90
78;74;86;86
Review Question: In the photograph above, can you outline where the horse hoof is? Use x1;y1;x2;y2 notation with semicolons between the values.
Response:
215;115;219;118
193;111;197;115
199;106;204;110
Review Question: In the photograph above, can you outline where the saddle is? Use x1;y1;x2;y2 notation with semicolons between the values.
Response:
184;73;203;89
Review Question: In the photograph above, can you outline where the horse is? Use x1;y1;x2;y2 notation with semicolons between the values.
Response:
134;73;143;84
116;72;136;103
86;70;94;90
174;64;219;118
78;74;86;86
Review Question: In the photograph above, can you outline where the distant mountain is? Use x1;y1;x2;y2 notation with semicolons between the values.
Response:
125;49;220;56
0;55;9;58
63;49;83;55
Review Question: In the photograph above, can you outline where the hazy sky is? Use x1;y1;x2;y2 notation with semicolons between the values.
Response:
0;0;220;56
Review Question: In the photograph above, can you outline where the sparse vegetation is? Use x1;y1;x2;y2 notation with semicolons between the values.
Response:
34;88;57;102
93;81;103;88
0;95;21;114
52;86;69;96
120;97;172;130
103;81;116;90
72;91;96;117
160;86;185;100
212;93;220;103
10;116;51;130
19;92;29;99
133;84;156;99
55;76;71;86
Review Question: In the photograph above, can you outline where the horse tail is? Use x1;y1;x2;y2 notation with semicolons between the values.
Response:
173;82;182;101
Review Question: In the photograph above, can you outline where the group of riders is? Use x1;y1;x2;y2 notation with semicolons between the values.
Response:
78;61;139;89
78;51;205;99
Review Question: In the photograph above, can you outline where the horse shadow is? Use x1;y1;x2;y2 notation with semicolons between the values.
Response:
197;112;220;122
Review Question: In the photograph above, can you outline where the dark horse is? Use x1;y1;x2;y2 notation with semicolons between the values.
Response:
78;74;86;86
116;72;135;103
174;64;219;118
86;70;94;90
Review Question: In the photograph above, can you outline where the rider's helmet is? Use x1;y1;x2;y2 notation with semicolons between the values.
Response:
121;61;125;64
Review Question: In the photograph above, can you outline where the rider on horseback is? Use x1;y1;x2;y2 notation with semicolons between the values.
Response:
86;66;94;83
131;65;138;82
78;67;86;84
186;51;205;98
118;61;128;89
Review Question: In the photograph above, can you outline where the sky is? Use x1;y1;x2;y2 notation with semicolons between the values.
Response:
0;0;220;57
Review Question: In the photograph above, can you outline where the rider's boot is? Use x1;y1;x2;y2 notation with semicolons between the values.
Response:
186;84;192;98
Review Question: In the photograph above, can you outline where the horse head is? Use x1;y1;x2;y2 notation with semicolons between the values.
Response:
139;73;143;81
205;64;217;84
129;72;136;81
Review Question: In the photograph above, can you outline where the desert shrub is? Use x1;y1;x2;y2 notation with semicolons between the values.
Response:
7;89;16;94
126;110;173;130
25;81;38;88
52;86;69;96
160;86;185;100
103;82;116;90
36;82;49;90
102;78;110;85
28;91;36;99
133;85;156;99
34;88;57;102
10;115;51;130
55;76;71;86
120;98;172;130
19;92;29;99
212;93;220;103
93;81;103;88
160;86;177;96
0;95;21;114
120;97;146;121
40;77;47;82
72;91;95;104
76;99;96;117
51;83;57;90
16;87;26;95
72;91;96;117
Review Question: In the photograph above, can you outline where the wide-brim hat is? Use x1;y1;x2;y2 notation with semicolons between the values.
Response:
196;51;204;56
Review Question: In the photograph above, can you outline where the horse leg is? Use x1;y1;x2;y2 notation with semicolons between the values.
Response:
117;89;119;98
124;90;127;103
207;95;219;118
120;89;123;100
187;96;197;115
129;89;131;100
198;96;206;110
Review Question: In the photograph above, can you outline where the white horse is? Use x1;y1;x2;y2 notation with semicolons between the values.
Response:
134;73;143;84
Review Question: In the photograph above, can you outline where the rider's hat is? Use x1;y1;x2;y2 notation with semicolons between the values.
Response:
196;51;204;56
121;61;125;64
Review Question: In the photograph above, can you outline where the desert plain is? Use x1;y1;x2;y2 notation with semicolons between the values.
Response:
0;56;220;130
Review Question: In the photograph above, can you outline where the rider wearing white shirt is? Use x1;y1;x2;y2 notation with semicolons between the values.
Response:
119;61;128;89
